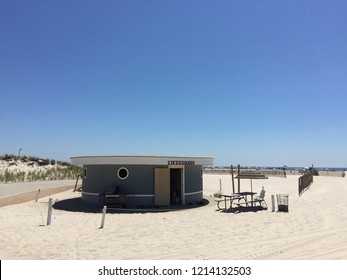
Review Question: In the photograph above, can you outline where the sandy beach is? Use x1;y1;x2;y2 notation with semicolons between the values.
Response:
0;174;346;260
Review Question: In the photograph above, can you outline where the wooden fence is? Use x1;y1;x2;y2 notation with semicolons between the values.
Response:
203;168;286;177
261;170;287;178
298;172;313;196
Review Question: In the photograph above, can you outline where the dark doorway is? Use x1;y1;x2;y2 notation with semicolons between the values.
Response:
170;168;182;205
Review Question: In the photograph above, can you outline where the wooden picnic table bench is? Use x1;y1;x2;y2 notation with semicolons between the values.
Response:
216;192;257;211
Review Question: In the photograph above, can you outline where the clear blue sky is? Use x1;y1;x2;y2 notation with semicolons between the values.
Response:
1;0;346;167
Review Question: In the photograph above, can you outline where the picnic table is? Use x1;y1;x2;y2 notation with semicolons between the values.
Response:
216;192;257;211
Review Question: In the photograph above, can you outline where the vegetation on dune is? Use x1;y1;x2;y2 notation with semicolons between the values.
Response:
0;154;71;166
0;154;82;183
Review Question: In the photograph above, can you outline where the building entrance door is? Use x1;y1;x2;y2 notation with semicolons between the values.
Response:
154;168;170;206
170;168;182;205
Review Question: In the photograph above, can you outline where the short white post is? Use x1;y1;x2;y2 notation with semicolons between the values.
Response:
100;206;107;229
47;198;53;225
35;189;41;202
271;195;275;212
219;179;222;192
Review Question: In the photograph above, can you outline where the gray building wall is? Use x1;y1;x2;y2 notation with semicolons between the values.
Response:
82;164;204;207
184;165;203;204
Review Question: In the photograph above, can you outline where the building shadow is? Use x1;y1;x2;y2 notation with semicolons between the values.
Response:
53;197;209;214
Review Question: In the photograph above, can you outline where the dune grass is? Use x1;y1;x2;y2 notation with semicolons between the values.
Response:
0;154;82;183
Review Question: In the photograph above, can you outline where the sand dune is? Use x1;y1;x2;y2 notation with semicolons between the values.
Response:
0;174;346;260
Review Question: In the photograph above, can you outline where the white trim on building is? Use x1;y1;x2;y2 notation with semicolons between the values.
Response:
71;156;214;166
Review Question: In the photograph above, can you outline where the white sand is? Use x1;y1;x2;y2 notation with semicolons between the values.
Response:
0;174;346;260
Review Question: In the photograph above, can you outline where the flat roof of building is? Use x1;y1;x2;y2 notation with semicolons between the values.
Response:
70;155;214;166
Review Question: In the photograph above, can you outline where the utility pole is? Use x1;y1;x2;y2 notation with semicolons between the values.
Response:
18;148;22;159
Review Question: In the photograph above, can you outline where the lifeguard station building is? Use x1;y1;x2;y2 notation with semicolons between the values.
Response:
70;156;214;207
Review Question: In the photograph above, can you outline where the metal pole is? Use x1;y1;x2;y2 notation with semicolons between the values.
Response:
47;198;53;225
237;164;240;193
100;206;107;229
35;189;41;202
271;195;275;212
250;179;253;206
231;165;235;194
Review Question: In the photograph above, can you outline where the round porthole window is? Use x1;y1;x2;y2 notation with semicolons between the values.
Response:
117;167;129;180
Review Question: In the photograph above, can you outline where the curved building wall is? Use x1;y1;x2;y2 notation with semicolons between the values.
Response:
81;164;204;207
184;165;203;204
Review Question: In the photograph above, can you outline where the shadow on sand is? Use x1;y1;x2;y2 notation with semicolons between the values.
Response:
53;197;210;214
217;206;268;214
